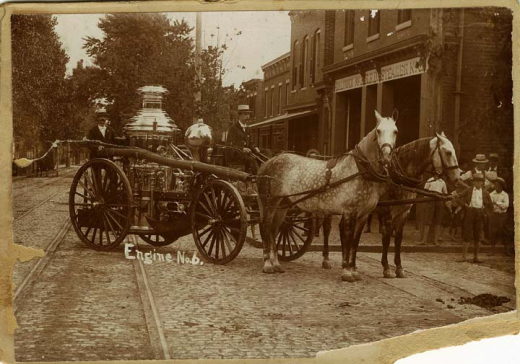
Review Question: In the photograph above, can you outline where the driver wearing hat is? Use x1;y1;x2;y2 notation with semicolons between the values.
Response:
226;105;260;173
86;108;120;159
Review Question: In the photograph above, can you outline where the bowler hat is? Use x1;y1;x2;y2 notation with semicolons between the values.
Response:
472;154;488;164
472;172;484;181
489;153;499;160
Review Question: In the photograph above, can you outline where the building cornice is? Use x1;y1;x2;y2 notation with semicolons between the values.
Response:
322;34;429;75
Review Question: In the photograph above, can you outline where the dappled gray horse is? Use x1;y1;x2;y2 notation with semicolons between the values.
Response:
257;111;397;281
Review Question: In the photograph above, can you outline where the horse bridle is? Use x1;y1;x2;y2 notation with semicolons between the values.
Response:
430;136;459;174
378;143;394;164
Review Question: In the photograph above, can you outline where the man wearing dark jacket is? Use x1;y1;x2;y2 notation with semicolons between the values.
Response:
87;109;119;159
226;105;260;173
455;173;492;263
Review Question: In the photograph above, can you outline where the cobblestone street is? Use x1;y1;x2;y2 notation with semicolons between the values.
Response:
13;171;516;361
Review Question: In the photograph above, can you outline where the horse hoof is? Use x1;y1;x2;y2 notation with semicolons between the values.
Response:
383;270;394;278
273;264;285;273
341;272;356;282
352;271;362;281
322;261;332;269
263;266;275;274
396;269;406;278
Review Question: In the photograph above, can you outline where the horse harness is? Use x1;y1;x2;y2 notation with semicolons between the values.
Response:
263;147;391;209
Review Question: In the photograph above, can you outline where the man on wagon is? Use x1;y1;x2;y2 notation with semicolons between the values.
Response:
86;108;120;159
225;104;261;173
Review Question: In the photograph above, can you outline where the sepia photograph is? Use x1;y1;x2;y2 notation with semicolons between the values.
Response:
8;5;516;362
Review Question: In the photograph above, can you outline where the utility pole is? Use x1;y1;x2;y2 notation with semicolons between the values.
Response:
194;12;202;123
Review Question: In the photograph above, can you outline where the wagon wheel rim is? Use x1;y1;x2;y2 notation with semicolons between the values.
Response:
192;180;247;265
69;159;133;251
277;209;315;261
139;233;172;247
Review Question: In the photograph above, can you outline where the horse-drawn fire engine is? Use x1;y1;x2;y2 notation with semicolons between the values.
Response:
69;86;314;264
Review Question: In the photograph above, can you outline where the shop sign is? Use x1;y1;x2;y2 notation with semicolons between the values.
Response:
335;74;363;93
364;69;379;85
380;57;425;82
334;57;426;93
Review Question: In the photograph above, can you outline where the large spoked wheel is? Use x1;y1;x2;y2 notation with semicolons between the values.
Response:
277;209;315;261
69;159;133;251
191;180;247;265
138;233;173;247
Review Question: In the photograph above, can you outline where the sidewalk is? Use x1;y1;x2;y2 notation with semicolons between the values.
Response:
246;218;512;254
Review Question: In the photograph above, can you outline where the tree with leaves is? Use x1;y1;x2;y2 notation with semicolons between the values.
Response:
83;13;198;132
12;14;71;151
199;28;246;140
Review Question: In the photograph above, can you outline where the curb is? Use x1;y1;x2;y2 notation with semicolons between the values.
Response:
245;237;508;254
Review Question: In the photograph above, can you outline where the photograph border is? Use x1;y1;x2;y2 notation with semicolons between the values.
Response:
1;1;519;363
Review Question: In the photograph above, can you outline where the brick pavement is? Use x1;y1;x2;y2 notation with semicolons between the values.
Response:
12;172;515;361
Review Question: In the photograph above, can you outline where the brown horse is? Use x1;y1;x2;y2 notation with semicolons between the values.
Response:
257;111;397;281
320;133;461;278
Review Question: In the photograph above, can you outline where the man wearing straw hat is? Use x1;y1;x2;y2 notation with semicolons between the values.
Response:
86;107;119;159
456;172;492;263
460;154;493;189
226;104;260;173
488;177;509;255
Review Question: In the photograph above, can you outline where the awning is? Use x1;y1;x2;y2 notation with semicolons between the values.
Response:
249;109;317;129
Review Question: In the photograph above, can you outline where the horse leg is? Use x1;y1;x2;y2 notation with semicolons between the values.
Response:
379;209;394;278
269;206;288;273
322;216;332;269
350;216;369;281
259;197;281;274
394;216;408;278
340;214;356;282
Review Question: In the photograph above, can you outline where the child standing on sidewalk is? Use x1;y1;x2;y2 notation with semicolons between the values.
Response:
489;177;509;255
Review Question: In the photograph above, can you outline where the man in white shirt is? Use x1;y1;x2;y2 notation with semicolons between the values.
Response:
489;177;509;255
455;173;492;263
418;174;447;245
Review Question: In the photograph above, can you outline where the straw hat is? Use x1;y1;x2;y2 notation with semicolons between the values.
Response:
237;105;253;114
489;153;499;160
494;177;506;187
472;154;488;164
95;107;108;118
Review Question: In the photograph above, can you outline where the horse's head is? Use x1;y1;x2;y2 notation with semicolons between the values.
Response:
374;110;398;165
430;132;460;184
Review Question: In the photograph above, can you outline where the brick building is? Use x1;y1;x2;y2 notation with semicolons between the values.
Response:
324;8;513;168
246;9;513;170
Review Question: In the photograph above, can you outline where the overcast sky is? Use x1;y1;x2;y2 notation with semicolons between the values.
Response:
54;11;291;87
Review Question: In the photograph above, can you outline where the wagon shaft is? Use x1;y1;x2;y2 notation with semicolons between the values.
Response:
104;148;251;182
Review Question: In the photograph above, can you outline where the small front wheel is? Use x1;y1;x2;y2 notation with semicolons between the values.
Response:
191;180;247;264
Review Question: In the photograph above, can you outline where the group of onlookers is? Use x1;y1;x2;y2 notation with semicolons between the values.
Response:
417;153;511;263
